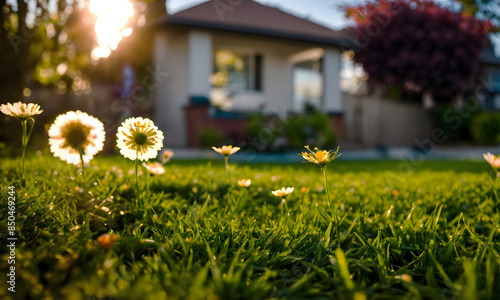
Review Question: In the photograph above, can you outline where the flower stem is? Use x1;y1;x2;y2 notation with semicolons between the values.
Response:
20;118;35;186
322;167;334;217
494;172;499;202
147;172;151;205
79;150;87;199
225;156;231;183
224;156;234;195
280;198;285;221
135;152;140;206
21;120;27;185
284;199;289;217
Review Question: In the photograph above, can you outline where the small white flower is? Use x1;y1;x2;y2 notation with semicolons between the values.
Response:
1;102;43;120
238;179;251;187
212;145;240;156
48;110;105;165
161;149;174;164
142;162;165;175
271;187;294;198
116;117;164;161
483;152;500;169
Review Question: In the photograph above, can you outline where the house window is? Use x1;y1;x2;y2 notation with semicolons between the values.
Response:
340;50;368;95
293;59;323;111
211;50;262;93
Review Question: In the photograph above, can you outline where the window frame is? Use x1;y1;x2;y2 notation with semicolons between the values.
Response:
212;48;263;94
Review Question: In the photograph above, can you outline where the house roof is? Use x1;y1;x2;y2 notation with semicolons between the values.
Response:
157;0;353;47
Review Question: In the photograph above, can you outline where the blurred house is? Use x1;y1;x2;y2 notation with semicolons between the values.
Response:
152;0;352;147
477;46;500;110
151;0;499;148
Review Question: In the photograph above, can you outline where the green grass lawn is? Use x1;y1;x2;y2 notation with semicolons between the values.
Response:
0;156;499;300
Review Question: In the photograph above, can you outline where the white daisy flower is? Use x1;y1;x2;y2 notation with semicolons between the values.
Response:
0;102;43;121
271;187;294;198
238;179;251;187
116;117;164;161
142;162;165;175
212;145;240;156
483;152;500;170
160;149;174;164
48;110;106;165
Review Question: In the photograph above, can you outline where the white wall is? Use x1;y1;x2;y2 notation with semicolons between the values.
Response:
342;93;434;147
153;28;189;147
322;47;342;112
188;30;212;96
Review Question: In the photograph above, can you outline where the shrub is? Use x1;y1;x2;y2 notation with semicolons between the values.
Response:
284;109;337;150
244;111;279;151
470;112;500;145
244;109;337;151
198;126;224;147
430;105;480;143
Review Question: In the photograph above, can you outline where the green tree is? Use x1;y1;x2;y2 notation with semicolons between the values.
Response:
0;0;163;100
0;0;165;155
1;0;94;99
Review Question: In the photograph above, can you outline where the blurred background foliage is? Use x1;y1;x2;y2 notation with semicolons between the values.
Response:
343;0;495;103
0;0;165;156
243;106;337;152
470;112;500;144
430;107;500;145
0;0;164;99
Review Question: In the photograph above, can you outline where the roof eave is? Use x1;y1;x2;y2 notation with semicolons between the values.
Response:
156;16;355;49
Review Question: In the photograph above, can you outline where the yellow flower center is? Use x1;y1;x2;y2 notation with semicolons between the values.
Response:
316;151;328;162
134;132;148;145
61;121;91;150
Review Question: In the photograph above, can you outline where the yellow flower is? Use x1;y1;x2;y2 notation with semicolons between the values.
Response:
48;111;105;165
300;186;308;193
300;145;341;168
212;145;240;156
271;187;294;198
0;102;43;121
142;162;165;175
483;152;500;170
238;179;251;187
396;274;412;283
97;233;118;250
116;117;164;161
161;149;174;164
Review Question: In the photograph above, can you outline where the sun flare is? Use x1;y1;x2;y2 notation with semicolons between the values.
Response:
89;0;134;59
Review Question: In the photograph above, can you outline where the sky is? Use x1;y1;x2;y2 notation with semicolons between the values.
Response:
167;0;500;56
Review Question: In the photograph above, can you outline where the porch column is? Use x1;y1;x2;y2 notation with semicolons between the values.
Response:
322;47;342;112
188;30;212;98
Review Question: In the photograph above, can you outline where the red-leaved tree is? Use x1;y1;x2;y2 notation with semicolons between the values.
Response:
344;0;492;103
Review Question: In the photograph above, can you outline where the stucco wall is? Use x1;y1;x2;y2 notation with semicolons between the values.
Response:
153;27;189;147
342;93;434;147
